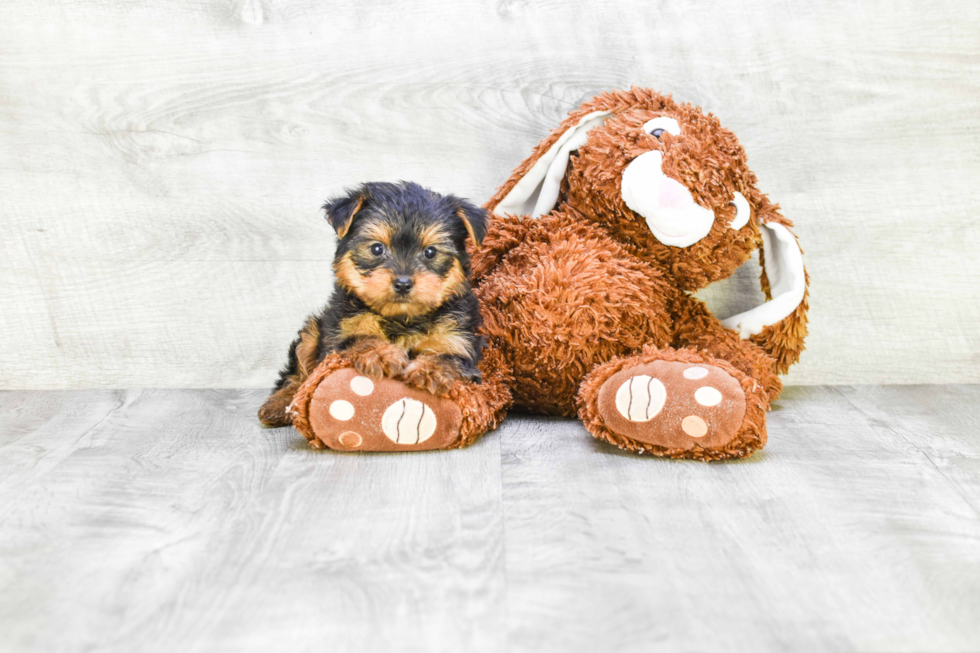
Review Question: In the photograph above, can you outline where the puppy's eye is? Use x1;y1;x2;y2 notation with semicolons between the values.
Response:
651;128;664;139
370;243;385;257
423;246;437;260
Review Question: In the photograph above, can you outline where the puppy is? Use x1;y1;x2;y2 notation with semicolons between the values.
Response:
258;181;488;427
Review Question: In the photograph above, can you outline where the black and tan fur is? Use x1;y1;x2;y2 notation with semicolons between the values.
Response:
258;181;488;427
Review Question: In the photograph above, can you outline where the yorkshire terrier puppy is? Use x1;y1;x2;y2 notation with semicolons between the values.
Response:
258;181;488;427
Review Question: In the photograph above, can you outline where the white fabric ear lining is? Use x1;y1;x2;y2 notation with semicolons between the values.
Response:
721;222;806;338
494;110;611;218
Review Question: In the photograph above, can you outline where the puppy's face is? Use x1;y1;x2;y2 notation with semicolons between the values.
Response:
338;216;465;319
325;182;487;319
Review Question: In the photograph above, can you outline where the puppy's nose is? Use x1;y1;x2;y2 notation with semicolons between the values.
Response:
392;276;414;295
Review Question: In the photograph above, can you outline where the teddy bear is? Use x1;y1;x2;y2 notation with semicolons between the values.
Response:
289;87;809;461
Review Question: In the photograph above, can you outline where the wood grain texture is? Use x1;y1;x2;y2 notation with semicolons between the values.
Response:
1;386;978;651
497;385;980;652
0;389;505;653
1;0;979;388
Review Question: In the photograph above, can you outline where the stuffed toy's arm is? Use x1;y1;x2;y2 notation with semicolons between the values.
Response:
671;293;784;401
469;212;532;284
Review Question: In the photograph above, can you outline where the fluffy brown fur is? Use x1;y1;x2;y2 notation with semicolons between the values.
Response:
289;88;808;459
474;87;807;458
477;210;676;414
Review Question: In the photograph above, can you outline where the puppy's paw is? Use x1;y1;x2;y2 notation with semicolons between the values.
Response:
459;366;481;384
258;386;296;427
400;356;461;397
350;342;410;379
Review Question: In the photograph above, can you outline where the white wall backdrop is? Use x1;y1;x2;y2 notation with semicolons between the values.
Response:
1;0;978;389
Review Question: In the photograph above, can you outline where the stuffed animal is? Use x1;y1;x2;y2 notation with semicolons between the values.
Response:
290;87;808;460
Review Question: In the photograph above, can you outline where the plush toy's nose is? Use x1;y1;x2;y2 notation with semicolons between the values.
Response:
658;177;693;210
621;149;716;247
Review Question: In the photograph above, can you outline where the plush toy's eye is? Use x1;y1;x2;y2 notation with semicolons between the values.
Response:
643;117;681;139
423;246;437;259
370;243;385;257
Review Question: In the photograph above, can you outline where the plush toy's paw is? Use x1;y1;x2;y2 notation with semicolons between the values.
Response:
399;356;461;397
582;351;767;460
598;360;746;449
348;341;410;379
304;368;463;452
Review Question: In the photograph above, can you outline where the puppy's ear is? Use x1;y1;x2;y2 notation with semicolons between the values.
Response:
454;201;489;246
323;187;369;239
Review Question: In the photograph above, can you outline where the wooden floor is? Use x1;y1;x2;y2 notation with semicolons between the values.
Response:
1;386;978;652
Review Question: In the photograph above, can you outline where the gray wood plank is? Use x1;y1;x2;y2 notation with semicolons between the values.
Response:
0;390;505;653
2;387;979;652
839;384;980;515
1;1;980;389
498;385;980;652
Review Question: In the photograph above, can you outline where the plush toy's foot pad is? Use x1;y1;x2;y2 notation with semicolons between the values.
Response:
307;368;462;452
596;360;747;452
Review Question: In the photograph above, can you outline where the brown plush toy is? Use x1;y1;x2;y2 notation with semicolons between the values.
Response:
291;87;808;460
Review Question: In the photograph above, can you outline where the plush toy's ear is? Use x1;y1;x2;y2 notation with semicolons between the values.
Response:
323;187;368;239
721;218;809;372
455;202;489;245
492;110;611;218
